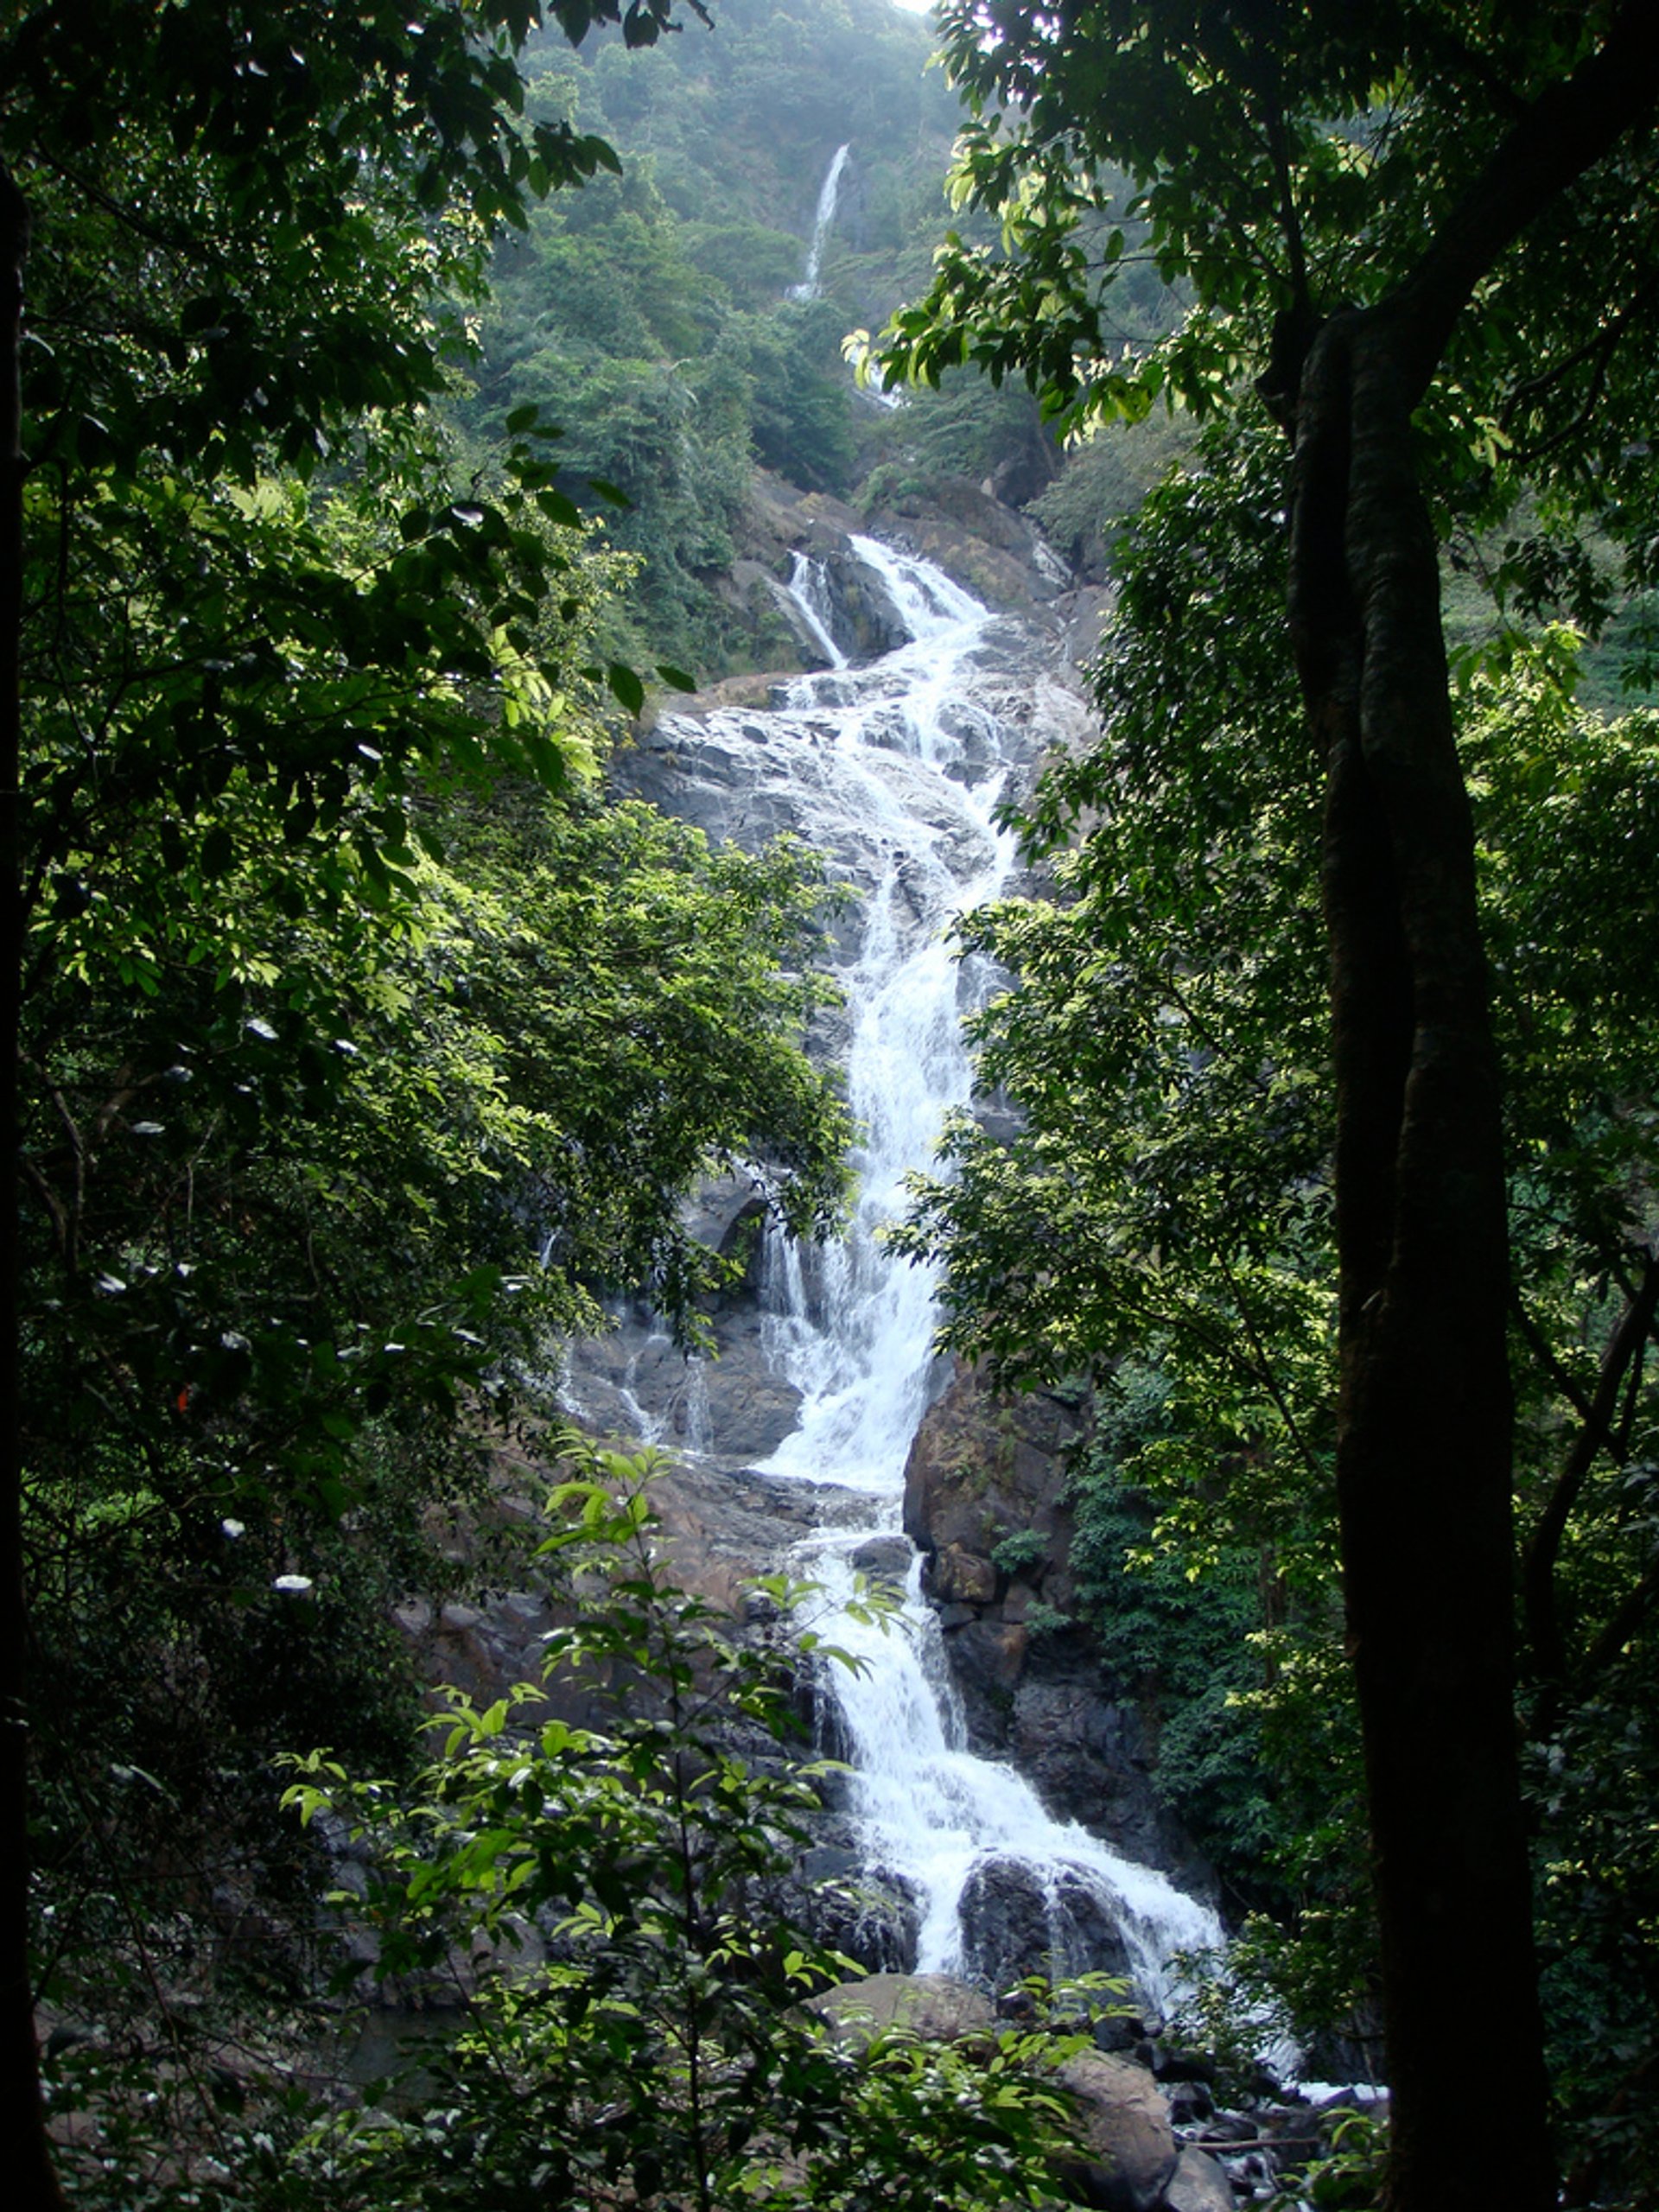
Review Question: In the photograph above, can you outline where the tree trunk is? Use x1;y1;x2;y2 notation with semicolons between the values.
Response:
1287;308;1554;2211
1;161;67;2212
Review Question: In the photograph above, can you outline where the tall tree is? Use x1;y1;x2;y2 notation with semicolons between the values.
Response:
879;6;1659;2206
1;4;721;2202
894;418;1659;2177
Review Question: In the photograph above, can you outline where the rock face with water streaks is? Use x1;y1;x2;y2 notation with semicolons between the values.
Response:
903;1363;1215;1897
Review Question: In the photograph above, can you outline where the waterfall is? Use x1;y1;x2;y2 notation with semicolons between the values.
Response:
589;533;1221;2005
781;551;848;670
739;540;1226;2008
788;143;851;302
804;1548;1222;2010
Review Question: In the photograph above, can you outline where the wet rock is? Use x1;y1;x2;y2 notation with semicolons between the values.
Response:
1165;2077;1217;2126
817;546;911;659
778;1851;921;1978
1053;2048;1179;2212
849;1535;913;1586
1160;2143;1236;2212
1094;2011;1147;2056
925;1541;997;1605
903;1360;1087;1611
945;1616;1030;1697
957;1857;1132;1991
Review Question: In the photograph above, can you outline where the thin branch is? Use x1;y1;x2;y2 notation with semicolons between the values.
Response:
1261;92;1310;321
1520;1253;1659;1687
1575;1548;1659;1688
1389;1;1659;403
1500;270;1659;431
1217;1255;1328;1492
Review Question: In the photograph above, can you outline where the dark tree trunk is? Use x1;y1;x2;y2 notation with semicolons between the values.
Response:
1;161;66;2212
1287;310;1554;2211
1268;18;1659;2200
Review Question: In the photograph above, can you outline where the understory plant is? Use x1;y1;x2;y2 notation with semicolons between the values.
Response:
283;1440;1081;2212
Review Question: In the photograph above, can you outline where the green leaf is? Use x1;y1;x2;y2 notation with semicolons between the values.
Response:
607;662;645;716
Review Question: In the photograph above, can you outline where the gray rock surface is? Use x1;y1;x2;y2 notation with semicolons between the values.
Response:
1161;2144;1236;2212
1055;2048;1179;2212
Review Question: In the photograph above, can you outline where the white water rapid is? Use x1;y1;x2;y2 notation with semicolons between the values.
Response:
735;541;1224;2010
573;535;1222;2006
788;142;851;302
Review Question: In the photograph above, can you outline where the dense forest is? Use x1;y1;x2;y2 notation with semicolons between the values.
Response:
3;4;1658;2212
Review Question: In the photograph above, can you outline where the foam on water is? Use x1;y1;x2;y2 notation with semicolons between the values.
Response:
755;537;1225;2000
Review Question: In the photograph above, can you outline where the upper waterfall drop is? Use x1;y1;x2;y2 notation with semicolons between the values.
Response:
789;142;851;302
781;551;849;670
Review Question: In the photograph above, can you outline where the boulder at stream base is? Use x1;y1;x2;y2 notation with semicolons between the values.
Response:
1161;2144;1236;2212
1053;2049;1179;2212
807;1971;995;2051
809;1979;1188;2212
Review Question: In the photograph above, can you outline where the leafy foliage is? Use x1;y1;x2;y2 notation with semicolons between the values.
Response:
274;1444;1084;2212
895;416;1659;2121
8;3;856;2174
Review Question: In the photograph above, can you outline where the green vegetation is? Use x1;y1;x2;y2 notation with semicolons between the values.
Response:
897;408;1659;2183
1;4;864;2202
40;1447;1090;2212
271;1447;1085;2212
456;0;974;673
10;1;1659;2208
879;7;1659;2202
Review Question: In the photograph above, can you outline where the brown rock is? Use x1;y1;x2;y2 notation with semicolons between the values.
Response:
945;1617;1030;1694
927;1541;997;1605
902;1360;1087;1616
1053;2049;1179;2212
808;1971;996;2051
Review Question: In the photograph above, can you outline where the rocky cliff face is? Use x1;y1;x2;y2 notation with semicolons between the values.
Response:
903;1362;1216;1902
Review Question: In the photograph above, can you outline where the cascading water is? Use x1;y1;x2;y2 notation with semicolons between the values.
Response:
788;142;851;302
739;541;1225;2010
580;531;1221;2005
781;551;848;670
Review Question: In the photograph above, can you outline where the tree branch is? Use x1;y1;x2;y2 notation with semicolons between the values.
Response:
1390;1;1659;401
1521;1251;1659;1687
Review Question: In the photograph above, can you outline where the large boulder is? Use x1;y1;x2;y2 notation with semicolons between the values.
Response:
1052;2050;1179;2212
809;1971;995;2051
1161;2144;1236;2212
957;1856;1132;1993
